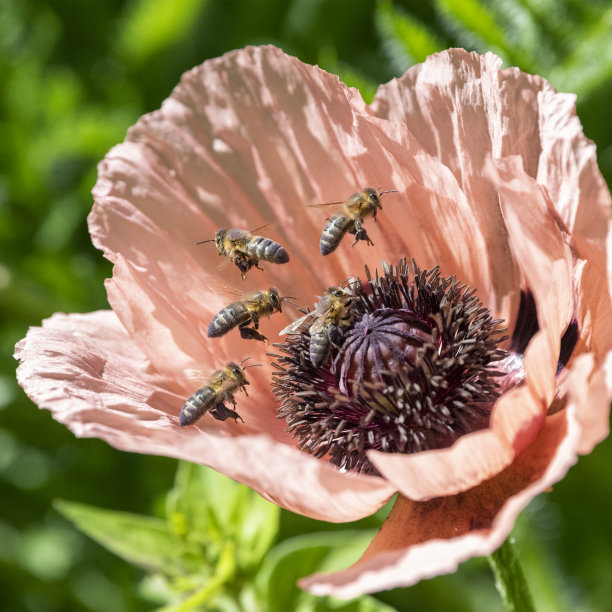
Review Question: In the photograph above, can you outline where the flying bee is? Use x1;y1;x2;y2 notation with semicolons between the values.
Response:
280;286;356;366
198;226;289;279
179;358;262;426
208;287;295;343
309;187;398;256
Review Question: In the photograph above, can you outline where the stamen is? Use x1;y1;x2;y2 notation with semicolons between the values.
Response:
270;259;511;474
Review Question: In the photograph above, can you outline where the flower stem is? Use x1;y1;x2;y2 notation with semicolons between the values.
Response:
487;537;536;612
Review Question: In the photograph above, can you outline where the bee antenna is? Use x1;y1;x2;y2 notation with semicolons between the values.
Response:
341;277;358;289
196;238;216;245
282;296;299;307
378;189;399;196
243;363;263;369
239;356;252;365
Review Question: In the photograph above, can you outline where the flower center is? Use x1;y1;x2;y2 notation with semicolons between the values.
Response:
270;259;510;475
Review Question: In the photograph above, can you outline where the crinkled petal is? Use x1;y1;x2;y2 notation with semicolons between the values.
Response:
15;311;395;522
90;46;510;375
302;390;578;596
302;339;612;597
367;154;576;500
371;48;612;326
371;48;612;245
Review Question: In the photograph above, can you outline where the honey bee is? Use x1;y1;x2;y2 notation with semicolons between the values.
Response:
280;286;356;366
309;187;397;256
198;226;289;279
179;358;261;426
208;287;295;343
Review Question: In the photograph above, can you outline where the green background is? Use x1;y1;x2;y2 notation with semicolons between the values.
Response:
2;0;612;610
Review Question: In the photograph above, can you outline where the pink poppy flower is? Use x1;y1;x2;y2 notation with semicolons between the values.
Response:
15;46;612;598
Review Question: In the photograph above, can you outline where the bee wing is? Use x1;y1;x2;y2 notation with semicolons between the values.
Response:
248;221;276;234
184;368;210;386
215;257;233;272
306;201;344;209
279;311;316;335
207;281;247;300
309;316;328;334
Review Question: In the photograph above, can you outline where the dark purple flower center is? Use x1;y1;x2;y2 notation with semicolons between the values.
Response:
270;260;512;474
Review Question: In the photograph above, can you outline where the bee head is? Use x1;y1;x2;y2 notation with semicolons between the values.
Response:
329;286;346;298
269;288;283;312
215;228;227;254
227;361;248;385
364;187;381;210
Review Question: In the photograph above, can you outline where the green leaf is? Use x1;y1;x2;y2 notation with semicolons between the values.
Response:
435;0;518;63
235;485;281;569
317;46;378;104
375;0;444;72
256;530;394;612
117;0;209;65
157;543;236;612
548;5;612;96
54;499;179;574
166;462;279;568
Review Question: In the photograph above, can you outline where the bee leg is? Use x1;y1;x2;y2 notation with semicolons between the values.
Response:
210;401;244;423
351;221;374;247
328;325;344;349
249;312;261;330
254;261;264;272
233;253;252;280
239;323;268;343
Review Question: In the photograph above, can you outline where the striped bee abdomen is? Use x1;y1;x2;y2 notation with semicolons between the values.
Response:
180;386;215;426
320;215;353;256
208;302;250;337
309;327;331;367
246;235;289;263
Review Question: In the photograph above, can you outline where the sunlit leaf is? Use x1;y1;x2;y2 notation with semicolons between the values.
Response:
548;5;612;96
117;0;209;65
375;0;444;73
166;462;279;569
54;499;180;573
435;0;514;62
317;46;378;104
256;530;394;612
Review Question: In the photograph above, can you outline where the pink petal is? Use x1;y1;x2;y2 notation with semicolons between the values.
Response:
490;156;573;398
301;396;581;597
301;310;612;597
569;353;612;454
367;384;539;501
15;311;395;522
371;49;612;243
90;46;518;377
370;48;612;327
366;154;578;500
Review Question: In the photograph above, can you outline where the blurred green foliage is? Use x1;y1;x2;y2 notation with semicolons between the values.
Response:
2;0;612;610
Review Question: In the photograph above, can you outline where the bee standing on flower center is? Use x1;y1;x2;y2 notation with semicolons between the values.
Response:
179;358;261;426
198;226;289;279
208;287;295;343
280;286;356;366
310;187;398;256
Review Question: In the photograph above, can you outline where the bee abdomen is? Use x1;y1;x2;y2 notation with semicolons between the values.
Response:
309;328;331;367
320;215;353;256
247;236;289;264
208;303;249;337
180;386;215;426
